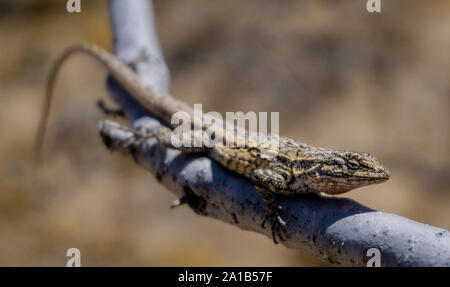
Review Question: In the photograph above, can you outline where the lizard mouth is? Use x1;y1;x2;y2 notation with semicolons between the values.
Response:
312;168;390;195
353;169;391;182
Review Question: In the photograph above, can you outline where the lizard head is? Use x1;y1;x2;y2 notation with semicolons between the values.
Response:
292;149;390;195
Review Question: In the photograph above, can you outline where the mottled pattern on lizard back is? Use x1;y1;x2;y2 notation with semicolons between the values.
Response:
210;133;295;173
209;131;390;196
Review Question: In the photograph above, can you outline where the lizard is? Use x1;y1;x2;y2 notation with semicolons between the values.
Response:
36;43;391;244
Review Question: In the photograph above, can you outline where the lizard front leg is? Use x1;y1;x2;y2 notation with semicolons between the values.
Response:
251;169;289;244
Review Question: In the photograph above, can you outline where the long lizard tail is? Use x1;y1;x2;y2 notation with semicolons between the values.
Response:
35;43;193;164
35;44;90;161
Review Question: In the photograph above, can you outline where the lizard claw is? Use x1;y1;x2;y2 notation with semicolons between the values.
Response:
277;215;286;226
261;218;267;229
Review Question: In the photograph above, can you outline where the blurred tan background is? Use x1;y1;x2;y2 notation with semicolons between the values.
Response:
0;0;449;266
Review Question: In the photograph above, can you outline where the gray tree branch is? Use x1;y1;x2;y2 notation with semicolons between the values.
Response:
103;0;450;266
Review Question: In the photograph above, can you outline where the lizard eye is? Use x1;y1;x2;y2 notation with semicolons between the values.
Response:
347;159;360;170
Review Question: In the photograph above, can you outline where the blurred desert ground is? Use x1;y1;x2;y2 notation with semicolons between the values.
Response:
0;0;449;266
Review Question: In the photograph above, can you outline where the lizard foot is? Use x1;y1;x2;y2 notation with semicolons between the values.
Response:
262;204;287;244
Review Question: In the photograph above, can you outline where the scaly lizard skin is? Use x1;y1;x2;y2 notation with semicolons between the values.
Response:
36;44;391;243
